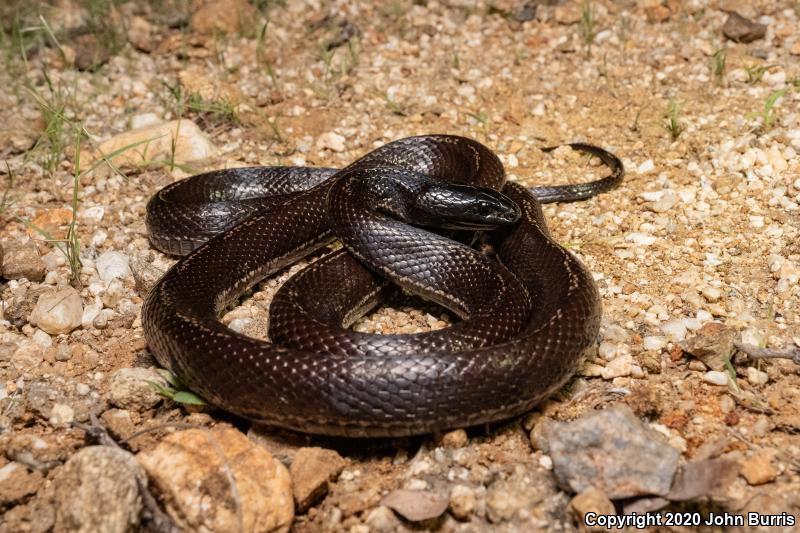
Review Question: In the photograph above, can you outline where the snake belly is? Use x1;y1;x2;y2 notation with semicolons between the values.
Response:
142;135;620;437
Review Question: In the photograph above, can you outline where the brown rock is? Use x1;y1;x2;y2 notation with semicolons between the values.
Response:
0;113;43;157
72;33;112;71
1;241;46;281
190;0;258;35
5;432;67;471
722;12;767;43
791;41;800;56
448;484;477;520
667;458;740;500
126;15;155;52
435;428;468;448
740;453;778;485
381;489;449;522
178;66;244;106
645;4;671;23
680;322;736;371
137;425;293;532
0;462;44;508
570;487;615;531
553;4;581;25
289;447;347;512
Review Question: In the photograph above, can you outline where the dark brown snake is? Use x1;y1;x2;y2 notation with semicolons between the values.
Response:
141;135;623;437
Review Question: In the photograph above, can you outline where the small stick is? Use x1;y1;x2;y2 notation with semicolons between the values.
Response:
734;341;800;364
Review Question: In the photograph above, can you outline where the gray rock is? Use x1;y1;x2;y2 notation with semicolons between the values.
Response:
536;405;680;498
30;287;83;335
1;241;46;281
108;367;167;412
96;251;131;284
130;254;166;296
52;446;145;533
24;377;106;423
722;12;767;43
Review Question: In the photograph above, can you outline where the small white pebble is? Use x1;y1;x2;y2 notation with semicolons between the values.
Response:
626;232;657;246
539;455;553;470
317;131;346;152
637;159;655;174
741;327;765;347
661;320;687;342
643;336;667;351
703;371;729;386
700;286;722;302
746;367;769;386
76;383;91;396
49;403;75;426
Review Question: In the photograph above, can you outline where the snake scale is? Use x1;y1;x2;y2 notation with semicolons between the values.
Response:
142;135;623;437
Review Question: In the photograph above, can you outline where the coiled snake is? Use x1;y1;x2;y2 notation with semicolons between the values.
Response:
142;135;623;437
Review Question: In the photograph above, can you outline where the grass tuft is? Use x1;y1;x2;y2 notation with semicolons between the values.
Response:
663;97;683;141
579;0;596;59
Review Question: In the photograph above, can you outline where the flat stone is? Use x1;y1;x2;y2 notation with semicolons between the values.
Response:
535;405;680;498
570;487;615;531
722;12;767;43
290;447;348;512
0;462;45;508
381;489;449;522
740;453;778;485
2;241;46;281
80;119;217;172
137;425;293;532
680;322;736;371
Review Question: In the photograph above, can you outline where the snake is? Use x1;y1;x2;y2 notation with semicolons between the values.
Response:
141;135;623;437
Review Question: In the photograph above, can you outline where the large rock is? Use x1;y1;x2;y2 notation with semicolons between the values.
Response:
51;446;145;533
535;405;680;498
30;287;83;335
137;425;293;532
80;120;217;172
1;241;46;281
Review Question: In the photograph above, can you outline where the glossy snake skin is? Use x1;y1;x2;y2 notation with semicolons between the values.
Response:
142;135;623;437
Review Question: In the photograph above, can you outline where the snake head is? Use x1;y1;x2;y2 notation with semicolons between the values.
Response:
409;183;521;231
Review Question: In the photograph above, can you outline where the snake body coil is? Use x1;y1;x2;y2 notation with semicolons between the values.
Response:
142;135;623;437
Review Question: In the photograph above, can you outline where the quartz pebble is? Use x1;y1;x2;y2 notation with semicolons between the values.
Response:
702;371;729;386
30;288;83;335
96;251;131;284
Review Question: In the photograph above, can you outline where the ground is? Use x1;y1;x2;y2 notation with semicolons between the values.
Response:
1;0;799;532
